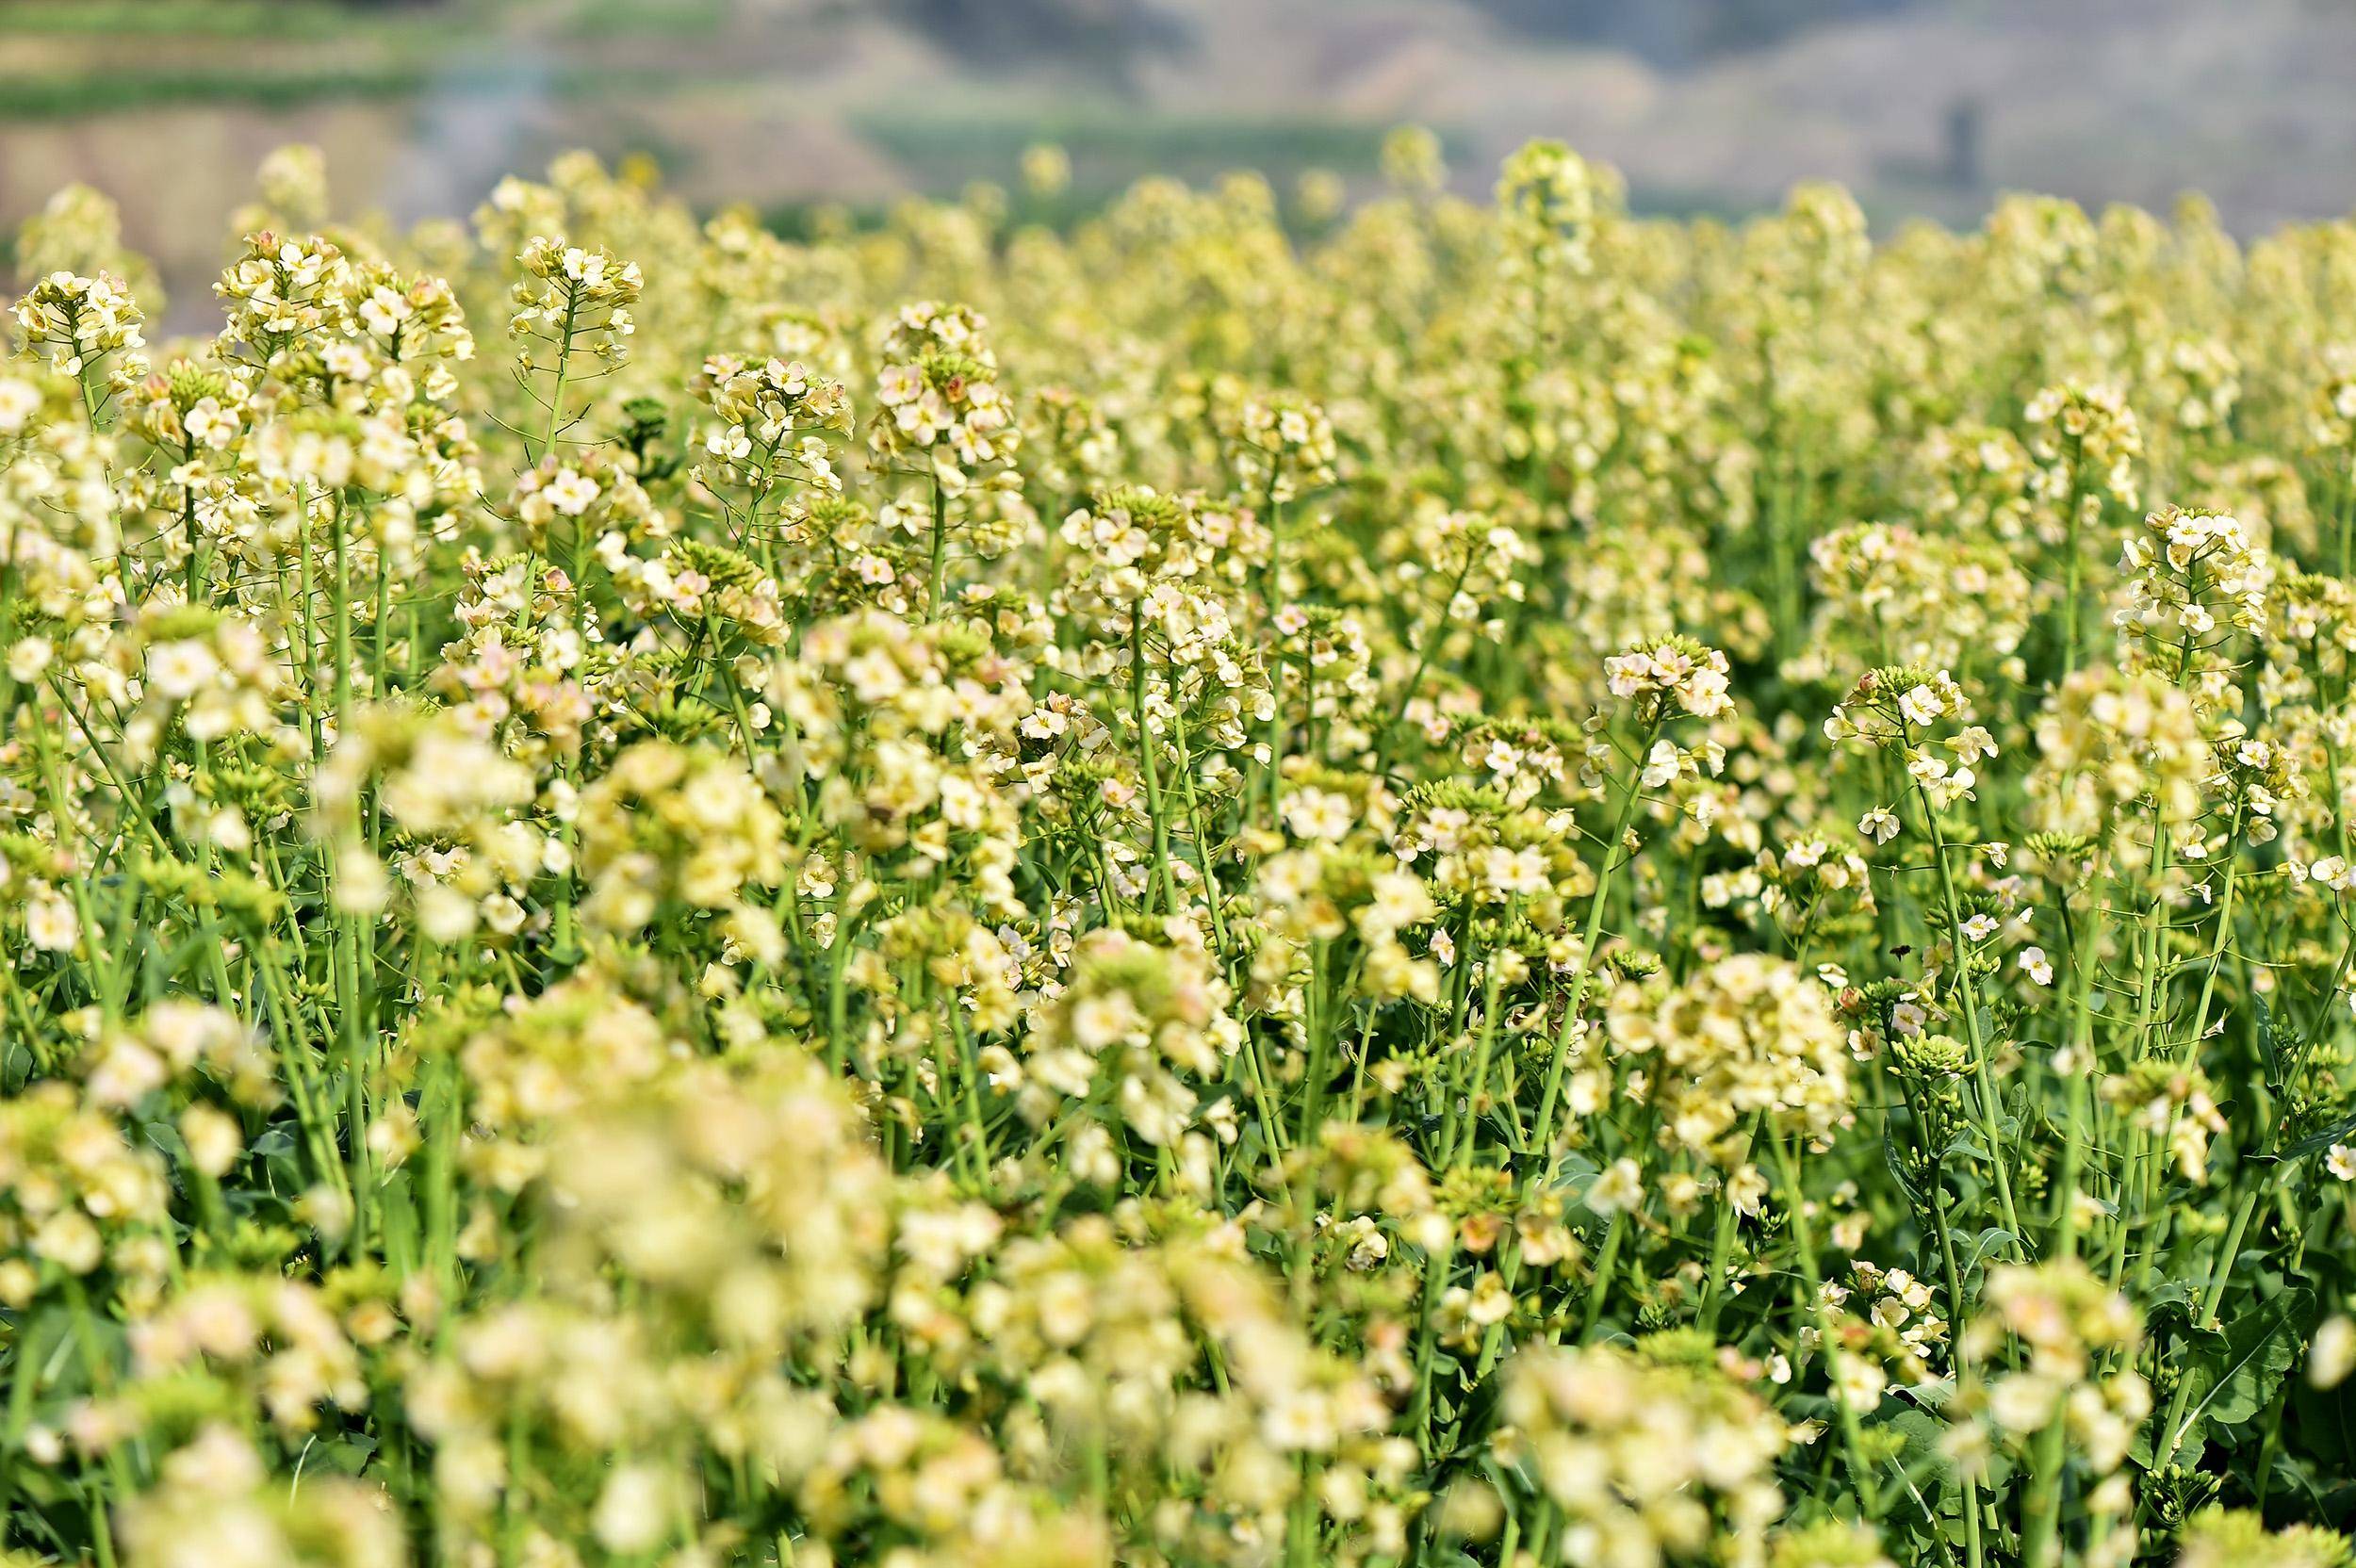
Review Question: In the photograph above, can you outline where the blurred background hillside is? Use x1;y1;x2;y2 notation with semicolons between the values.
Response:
7;0;2356;324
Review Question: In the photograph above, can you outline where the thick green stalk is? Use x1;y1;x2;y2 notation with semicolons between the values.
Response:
926;475;950;620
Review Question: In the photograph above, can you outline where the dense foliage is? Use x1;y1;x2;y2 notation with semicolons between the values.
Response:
1;136;2353;1568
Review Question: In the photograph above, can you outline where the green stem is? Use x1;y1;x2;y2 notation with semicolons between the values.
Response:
1770;1124;1885;1522
926;475;949;620
1917;786;2024;1248
1531;718;1661;1172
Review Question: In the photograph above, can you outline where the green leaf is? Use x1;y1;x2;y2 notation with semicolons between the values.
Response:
1544;1149;1600;1194
2167;1285;2315;1455
2141;1280;2198;1334
1960;1227;2016;1272
1880;1134;1922;1211
2252;991;2303;1094
2284;1108;2356;1160
2206;1287;2315;1427
1878;1405;1957;1493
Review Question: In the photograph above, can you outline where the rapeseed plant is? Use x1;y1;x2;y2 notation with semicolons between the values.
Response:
0;138;2351;1568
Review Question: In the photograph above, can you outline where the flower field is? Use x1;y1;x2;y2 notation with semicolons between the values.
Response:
1;135;2353;1568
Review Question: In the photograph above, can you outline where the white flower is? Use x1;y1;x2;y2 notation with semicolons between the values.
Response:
1587;1157;1644;1215
1071;991;1139;1051
147;639;221;701
0;377;41;433
2018;947;2053;986
1988;1371;2059;1432
1681;664;1733;718
593;1464;676;1555
544;468;601;516
2312;1315;2356;1389
1952;726;1999;764
1282;787;1354;841
1859;808;1900;843
31;1210;102;1275
184;398;236;449
1834;1352;1888;1412
26;895;78;953
7;636;53;684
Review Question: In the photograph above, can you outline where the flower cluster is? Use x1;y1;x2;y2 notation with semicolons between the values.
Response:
509;235;642;377
1604;954;1853;1164
1496;1341;1789;1568
12;268;145;378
